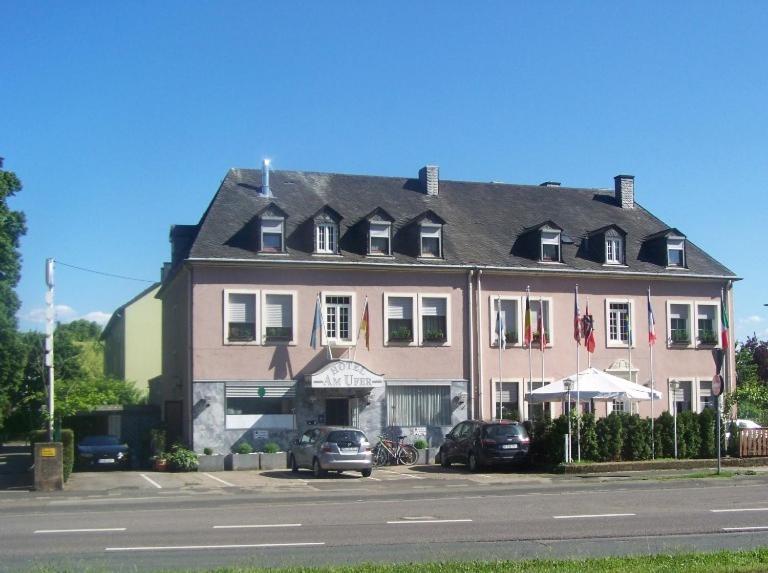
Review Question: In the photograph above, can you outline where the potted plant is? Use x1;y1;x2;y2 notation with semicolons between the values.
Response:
259;442;287;470
670;330;690;344
389;326;413;342
166;444;199;472
698;330;717;345
504;330;519;345
412;438;430;464
149;428;167;471
230;442;260;471
423;329;446;343
197;446;227;472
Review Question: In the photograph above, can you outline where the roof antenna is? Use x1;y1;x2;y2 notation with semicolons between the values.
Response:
262;158;272;197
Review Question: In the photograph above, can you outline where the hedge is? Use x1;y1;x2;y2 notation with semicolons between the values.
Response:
30;429;75;481
532;410;727;464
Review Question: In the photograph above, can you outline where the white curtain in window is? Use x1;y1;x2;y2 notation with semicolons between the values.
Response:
261;219;283;233
228;293;255;323
420;225;441;238
388;297;413;319
388;386;451;426
264;294;291;328
499;382;519;402
541;231;560;244
670;305;688;320
370;222;390;237
421;297;446;317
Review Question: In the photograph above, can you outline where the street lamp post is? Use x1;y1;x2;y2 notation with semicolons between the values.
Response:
670;380;679;459
563;378;574;463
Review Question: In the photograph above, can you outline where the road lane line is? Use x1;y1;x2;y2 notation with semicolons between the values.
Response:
35;528;126;534
711;508;768;513
386;519;472;524
553;513;636;519
106;542;325;552
203;473;236;487
722;526;768;531
213;523;302;529
139;474;162;489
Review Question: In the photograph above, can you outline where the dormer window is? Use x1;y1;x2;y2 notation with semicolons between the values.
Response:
369;222;391;255
667;237;685;267
540;230;561;262
605;232;624;265
315;222;338;254
420;224;442;258
260;217;284;252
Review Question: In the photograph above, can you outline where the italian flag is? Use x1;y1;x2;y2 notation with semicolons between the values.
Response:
721;298;730;349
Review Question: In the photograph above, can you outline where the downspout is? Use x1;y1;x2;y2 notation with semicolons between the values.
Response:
188;265;195;448
477;269;485;420
467;269;475;420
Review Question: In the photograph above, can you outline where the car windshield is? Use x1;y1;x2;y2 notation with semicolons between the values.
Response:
80;436;120;446
326;430;366;446
483;424;527;439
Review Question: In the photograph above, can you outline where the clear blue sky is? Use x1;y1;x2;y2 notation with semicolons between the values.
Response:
3;2;766;339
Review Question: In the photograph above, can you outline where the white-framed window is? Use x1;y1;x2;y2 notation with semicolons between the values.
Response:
225;383;295;429
420;223;442;258
387;385;452;426
699;379;714;412
224;290;259;345
323;292;355;345
315;222;338;254
490;296;521;347
611;399;627;413
494;380;521;421
540;230;561;262
695;302;720;347
526;380;551;421
384;293;416;345
260;217;284;252
605;235;624;265
261;291;297;344
369;221;391;255
667;301;693;347
419;293;451;345
667;237;685;267
605;299;635;348
669;379;693;413
529;298;554;347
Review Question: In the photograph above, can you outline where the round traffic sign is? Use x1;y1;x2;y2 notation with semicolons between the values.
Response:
712;374;723;397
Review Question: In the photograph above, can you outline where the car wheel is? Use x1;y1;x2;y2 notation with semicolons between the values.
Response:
468;452;481;473
289;455;299;473
312;458;326;478
440;449;451;468
361;468;372;478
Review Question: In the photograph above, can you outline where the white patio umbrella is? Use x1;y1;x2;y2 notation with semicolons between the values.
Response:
526;367;662;403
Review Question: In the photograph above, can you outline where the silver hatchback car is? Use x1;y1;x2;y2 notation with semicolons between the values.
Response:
289;426;373;478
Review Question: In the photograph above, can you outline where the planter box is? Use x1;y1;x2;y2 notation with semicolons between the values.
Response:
230;453;260;471
197;454;227;472
153;458;168;472
259;452;288;470
415;448;431;465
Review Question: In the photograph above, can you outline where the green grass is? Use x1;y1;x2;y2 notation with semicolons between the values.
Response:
25;548;768;573
655;470;735;480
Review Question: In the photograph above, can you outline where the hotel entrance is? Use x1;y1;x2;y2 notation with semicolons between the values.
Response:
325;398;350;426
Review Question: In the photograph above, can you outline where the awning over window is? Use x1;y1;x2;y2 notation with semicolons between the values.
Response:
225;383;296;398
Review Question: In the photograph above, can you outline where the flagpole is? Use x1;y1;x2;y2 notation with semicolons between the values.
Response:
649;286;655;459
576;285;581;462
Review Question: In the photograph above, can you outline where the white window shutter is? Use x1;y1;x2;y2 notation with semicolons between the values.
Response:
388;297;413;319
421;297;446;317
229;294;254;323
265;294;291;328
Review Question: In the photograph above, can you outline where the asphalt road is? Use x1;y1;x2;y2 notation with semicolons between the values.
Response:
2;469;768;571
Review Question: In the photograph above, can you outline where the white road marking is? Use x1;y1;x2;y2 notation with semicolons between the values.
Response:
203;473;235;487
386;519;472;524
35;528;126;534
139;474;162;489
711;508;768;513
553;513;636;519
106;542;325;552
367;476;381;481
722;526;768;531
213;523;301;529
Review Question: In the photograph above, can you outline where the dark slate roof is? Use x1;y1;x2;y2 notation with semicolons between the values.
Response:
184;169;735;277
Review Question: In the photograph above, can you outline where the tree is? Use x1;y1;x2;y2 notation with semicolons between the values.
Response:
0;159;27;431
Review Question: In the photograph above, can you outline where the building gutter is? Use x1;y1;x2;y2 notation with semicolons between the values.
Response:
183;257;741;282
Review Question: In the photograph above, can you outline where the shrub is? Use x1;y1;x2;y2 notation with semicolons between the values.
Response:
698;408;717;458
166;445;198;472
234;442;253;455
654;411;675;458
149;428;166;458
624;415;652;461
677;411;701;459
202;447;213;456
262;442;280;454
597;413;624;461
578;413;599;461
413;438;428;450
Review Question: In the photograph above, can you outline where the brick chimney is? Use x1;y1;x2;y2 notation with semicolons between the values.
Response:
419;165;439;196
614;175;635;209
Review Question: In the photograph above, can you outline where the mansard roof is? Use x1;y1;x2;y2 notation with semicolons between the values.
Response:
182;168;735;277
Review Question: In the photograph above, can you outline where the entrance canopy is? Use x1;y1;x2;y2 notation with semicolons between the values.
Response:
309;360;384;389
526;367;662;403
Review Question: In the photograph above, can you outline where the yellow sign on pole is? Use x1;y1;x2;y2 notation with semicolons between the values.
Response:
40;447;57;457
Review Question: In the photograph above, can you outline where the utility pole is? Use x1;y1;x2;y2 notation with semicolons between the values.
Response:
45;258;55;441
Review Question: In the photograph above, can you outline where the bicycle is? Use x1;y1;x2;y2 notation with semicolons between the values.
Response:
372;435;418;466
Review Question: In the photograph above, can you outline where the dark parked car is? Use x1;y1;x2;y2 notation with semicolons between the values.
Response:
76;435;130;469
437;420;530;471
289;426;373;478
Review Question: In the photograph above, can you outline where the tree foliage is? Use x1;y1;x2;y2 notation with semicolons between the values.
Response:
727;336;768;426
0;162;27;430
